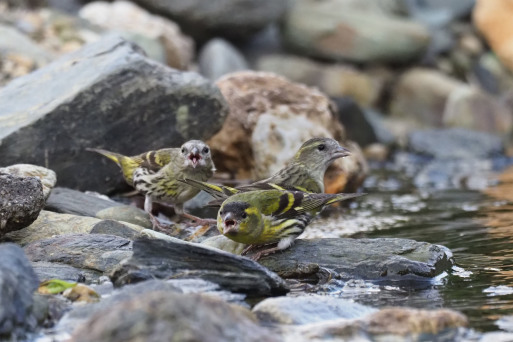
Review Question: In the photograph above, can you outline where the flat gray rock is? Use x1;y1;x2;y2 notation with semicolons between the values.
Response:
45;188;123;217
0;34;228;192
258;238;453;282
24;234;133;274
110;236;288;297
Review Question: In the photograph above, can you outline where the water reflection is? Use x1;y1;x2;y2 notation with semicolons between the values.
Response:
304;166;513;332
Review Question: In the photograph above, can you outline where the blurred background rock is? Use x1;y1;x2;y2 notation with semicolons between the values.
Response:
1;0;511;193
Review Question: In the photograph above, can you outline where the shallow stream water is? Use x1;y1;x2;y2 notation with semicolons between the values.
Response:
306;166;513;333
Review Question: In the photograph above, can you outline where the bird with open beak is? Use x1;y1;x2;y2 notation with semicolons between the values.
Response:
88;140;216;228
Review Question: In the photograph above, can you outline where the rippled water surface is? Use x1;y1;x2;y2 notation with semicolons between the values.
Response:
307;167;513;332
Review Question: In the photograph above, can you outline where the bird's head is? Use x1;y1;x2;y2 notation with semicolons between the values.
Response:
217;201;260;242
294;137;350;169
180;140;213;169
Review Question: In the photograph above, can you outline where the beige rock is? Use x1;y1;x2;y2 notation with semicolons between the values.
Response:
390;68;471;127
257;54;380;107
474;0;513;72
363;143;389;162
3;210;144;246
0;164;56;200
443;87;513;134
209;71;367;192
79;0;194;69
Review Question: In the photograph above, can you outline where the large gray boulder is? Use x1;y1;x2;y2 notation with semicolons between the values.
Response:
0;34;228;193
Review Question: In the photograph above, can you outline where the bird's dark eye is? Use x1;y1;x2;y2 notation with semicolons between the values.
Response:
219;210;223;216
241;212;247;219
181;148;186;154
317;144;326;151
203;147;209;154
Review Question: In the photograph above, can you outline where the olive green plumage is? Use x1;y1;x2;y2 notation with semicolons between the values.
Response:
88;140;215;215
215;189;364;257
239;137;350;193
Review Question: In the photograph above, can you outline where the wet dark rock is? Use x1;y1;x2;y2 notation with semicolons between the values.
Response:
131;0;288;42
0;243;40;338
0;173;45;236
31;261;102;284
258;238;453;282
282;0;430;63
408;128;503;159
332;97;378;147
253;295;376;325
110;236;288;297
3;211;144;246
0;34;228;193
199;38;248;80
24;234;133;274
70;291;277;342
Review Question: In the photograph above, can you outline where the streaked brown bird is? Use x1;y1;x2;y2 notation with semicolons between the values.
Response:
88;140;216;226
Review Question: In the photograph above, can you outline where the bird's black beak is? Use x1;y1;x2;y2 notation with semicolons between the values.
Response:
222;212;237;235
188;147;201;168
332;145;351;160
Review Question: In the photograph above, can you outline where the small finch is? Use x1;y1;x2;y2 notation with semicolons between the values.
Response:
216;189;364;260
239;137;350;193
88;140;215;226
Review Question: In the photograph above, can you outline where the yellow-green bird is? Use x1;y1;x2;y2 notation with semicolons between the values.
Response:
88;140;215;225
238;137;350;194
181;179;364;260
180;137;350;206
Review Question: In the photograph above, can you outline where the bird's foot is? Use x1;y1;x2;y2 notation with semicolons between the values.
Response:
180;212;217;227
242;244;281;261
149;214;176;234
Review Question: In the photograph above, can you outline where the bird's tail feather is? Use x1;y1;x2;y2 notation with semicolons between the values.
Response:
180;178;239;200
86;148;124;167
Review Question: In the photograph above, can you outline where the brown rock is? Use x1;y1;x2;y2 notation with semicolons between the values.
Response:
284;307;468;341
474;0;513;72
70;292;278;342
365;307;468;335
209;71;367;192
